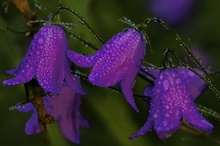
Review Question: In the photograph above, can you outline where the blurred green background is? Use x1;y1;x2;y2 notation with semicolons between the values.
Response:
1;0;220;146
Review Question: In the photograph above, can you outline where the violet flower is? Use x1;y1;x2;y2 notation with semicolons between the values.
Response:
3;24;86;95
150;0;195;25
67;28;146;112
16;86;90;144
130;67;213;140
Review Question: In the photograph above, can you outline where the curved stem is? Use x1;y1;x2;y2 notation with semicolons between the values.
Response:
51;6;104;44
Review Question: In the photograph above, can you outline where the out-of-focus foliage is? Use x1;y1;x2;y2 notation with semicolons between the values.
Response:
0;0;220;146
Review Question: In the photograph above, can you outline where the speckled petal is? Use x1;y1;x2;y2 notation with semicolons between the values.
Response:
36;26;67;94
25;111;43;135
88;28;146;88
130;91;161;139
16;102;34;112
3;47;37;85
66;50;98;67
89;56;128;87
152;69;183;138
3;28;46;85
119;62;142;112
130;67;212;140
154;109;181;140
65;60;88;95
182;100;213;133
179;69;206;99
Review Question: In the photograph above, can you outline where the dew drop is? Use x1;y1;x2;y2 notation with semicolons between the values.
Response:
38;38;44;44
188;71;195;77
163;79;170;91
165;113;169;117
175;79;181;84
163;121;168;126
156;89;160;93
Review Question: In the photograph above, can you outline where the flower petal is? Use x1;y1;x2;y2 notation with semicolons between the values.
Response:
119;62;142;112
129;116;154;139
143;84;154;97
25;111;43;135
36;26;67;94
3;47;37;86
139;65;159;81
79;115;90;128
179;69;206;99
153;69;183;139
65;60;88;95
182;100;213;133
16;102;34;112
66;50;98;67
88;56;128;87
44;86;87;143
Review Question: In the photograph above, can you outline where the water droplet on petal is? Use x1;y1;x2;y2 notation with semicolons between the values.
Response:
38;38;44;44
165;113;169;117
175;79;181;84
163;79;170;90
163;121;168;126
188;71;195;77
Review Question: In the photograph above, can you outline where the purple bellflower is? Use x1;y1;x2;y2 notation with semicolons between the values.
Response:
16;86;90;144
130;67;213;140
3;24;86;95
150;0;195;25
67;28;146;112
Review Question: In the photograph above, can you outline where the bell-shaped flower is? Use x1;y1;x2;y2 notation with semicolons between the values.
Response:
67;28;146;112
3;24;86;95
130;67;213;140
16;86;90;144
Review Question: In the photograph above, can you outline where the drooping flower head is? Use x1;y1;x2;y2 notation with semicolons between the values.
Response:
150;0;195;25
67;28;146;112
3;23;86;95
16;86;90;144
130;67;213;140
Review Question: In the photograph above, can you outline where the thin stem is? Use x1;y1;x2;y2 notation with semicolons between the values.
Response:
51;6;104;44
72;71;150;99
197;104;220;121
67;31;99;50
118;17;136;28
5;26;29;34
33;0;53;17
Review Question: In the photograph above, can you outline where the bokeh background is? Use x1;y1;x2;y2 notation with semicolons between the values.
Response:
1;0;220;146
